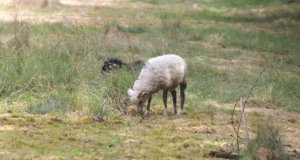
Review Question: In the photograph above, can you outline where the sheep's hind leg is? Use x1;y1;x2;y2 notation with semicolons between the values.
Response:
163;90;168;115
178;82;187;115
144;96;152;116
170;90;177;114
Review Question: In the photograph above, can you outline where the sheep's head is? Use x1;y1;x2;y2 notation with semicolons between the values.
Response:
127;88;149;114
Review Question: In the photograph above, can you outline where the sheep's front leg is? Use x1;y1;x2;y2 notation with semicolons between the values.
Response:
170;90;177;114
144;95;152;116
163;90;168;115
178;82;187;115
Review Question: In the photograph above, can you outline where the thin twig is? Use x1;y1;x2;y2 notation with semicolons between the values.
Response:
231;100;242;139
125;31;134;53
232;67;266;153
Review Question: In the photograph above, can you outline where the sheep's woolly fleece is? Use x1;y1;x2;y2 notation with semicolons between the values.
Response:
128;54;187;104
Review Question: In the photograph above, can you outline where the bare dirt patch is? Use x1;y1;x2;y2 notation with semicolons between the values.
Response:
0;0;150;24
209;53;265;72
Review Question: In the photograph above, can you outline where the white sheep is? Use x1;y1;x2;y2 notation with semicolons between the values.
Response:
127;54;187;115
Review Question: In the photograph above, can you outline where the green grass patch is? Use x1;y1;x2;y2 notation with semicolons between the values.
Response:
203;0;281;8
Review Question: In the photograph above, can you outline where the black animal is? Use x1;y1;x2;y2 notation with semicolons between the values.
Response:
101;58;144;73
101;58;124;72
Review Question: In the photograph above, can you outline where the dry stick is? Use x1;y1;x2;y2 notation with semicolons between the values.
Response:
231;99;242;154
231;100;243;145
240;98;249;143
13;0;20;51
231;67;266;153
125;31;134;54
0;78;7;95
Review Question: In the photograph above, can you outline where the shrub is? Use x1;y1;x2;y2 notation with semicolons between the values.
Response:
243;121;288;160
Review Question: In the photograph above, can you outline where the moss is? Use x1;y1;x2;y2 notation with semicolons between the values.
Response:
287;118;297;124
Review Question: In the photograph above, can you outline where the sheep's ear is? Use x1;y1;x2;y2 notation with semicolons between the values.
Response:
138;91;149;99
127;88;134;96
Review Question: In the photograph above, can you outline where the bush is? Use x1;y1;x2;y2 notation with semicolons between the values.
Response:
243;121;288;160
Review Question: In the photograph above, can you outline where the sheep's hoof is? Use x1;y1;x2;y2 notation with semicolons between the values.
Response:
144;110;150;116
173;110;177;114
163;109;168;116
177;109;184;115
137;111;143;117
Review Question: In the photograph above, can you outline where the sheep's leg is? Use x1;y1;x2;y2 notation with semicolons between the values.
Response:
145;95;152;116
163;90;168;115
137;106;143;115
178;82;187;115
170;90;177;114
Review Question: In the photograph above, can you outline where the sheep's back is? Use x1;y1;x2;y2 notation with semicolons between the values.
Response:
145;54;186;90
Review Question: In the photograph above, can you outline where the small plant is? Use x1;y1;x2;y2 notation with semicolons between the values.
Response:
116;24;146;34
11;22;31;51
204;104;216;125
243;121;288;160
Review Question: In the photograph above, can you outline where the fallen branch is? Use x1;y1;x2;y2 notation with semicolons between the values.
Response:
209;151;240;159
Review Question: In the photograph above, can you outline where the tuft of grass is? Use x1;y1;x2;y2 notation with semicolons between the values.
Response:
243;121;288;160
103;21;147;35
204;0;281;8
0;22;140;117
135;0;184;5
116;24;147;34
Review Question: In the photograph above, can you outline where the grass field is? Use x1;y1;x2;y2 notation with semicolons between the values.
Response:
0;0;300;159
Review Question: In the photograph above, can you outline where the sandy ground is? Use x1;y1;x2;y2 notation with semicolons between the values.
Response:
0;0;147;24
